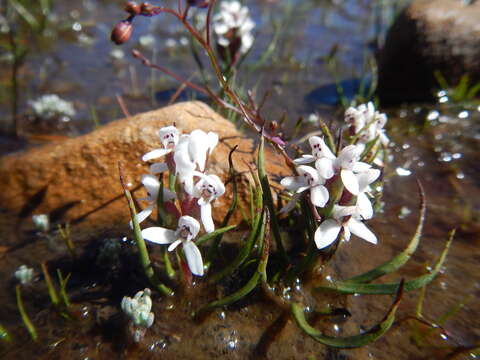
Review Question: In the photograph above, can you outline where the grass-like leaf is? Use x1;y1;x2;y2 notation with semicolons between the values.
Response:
41;262;59;306
315;230;454;295
15;285;37;342
197;225;237;246
119;164;173;296
209;211;265;283
292;281;404;348
346;180;426;284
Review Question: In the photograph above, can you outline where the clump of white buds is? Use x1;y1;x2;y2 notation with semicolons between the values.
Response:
32;214;50;233
121;288;154;342
15;265;34;285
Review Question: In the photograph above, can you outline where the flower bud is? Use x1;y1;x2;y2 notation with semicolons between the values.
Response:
111;20;133;45
124;1;141;15
140;2;154;15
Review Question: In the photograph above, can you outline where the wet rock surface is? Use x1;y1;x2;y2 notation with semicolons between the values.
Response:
0;101;288;229
378;0;480;103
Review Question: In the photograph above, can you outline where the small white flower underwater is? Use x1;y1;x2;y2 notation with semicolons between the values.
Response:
135;126;225;276
121;288;155;328
15;265;34;285
32;214;50;233
282;103;387;250
28;94;76;120
213;1;255;54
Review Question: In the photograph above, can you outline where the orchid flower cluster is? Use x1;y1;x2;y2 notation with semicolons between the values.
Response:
281;103;389;251
133;126;225;277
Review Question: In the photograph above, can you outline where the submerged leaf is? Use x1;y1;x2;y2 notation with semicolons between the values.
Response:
291;281;404;348
316;230;454;295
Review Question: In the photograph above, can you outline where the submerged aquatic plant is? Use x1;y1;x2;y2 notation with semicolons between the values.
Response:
121;288;155;342
110;1;455;351
14;265;34;285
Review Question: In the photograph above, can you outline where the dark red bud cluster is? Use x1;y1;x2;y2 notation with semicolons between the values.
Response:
111;19;133;45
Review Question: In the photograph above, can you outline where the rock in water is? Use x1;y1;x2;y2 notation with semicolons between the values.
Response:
0;101;288;228
378;0;480;104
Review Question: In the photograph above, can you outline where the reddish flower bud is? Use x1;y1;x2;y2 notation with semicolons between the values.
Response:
124;1;141;15
140;2;154;15
111;20;133;45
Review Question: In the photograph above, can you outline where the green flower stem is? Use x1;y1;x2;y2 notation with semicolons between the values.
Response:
346;181;426;284
258;136;288;264
15;285;37;342
0;324;11;342
315;229;454;295
291;281;404;348
41;262;59;306
197;225;237;246
318;118;336;153
124;187;174;297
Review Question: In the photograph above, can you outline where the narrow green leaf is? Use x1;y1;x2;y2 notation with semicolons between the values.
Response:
292;281;404;348
197;225;237;246
8;0;40;30
316;229;454;295
346;180;426;283
41;262;59;306
318;118;336;153
16;285;38;342
56;269;71;308
121;175;173;297
210;211;264;283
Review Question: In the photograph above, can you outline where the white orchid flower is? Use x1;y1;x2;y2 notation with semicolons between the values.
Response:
192;172;225;233
345;102;389;146
293;136;336;167
142;216;204;276
130;174;176;227
174;130;219;194
314;205;377;250
280;165;329;213
142;126;180;174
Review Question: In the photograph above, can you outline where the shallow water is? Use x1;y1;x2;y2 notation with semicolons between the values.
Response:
0;0;479;359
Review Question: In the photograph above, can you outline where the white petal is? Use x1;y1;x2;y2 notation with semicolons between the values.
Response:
357;168;380;191
297;165;319;184
279;193;301;214
167;239;182;251
142;174;160;194
189;130;208;171
162;188;177;202
343;225;351;241
310;185;329;208
296;186;310;194
280;176;301;191
341;169;359;195
315;158;335;179
353;161;371;173
200;203;214;233
142;148;171;161
293;154;315;165
207;132;219;153
150;162;169;174
183;241;204;276
314;219;342;249
357;192;373;220
141;227;176;244
347;218;377;244
332;205;357;219
135;206;153;225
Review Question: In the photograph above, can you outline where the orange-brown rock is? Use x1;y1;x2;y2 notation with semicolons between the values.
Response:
0;101;289;228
